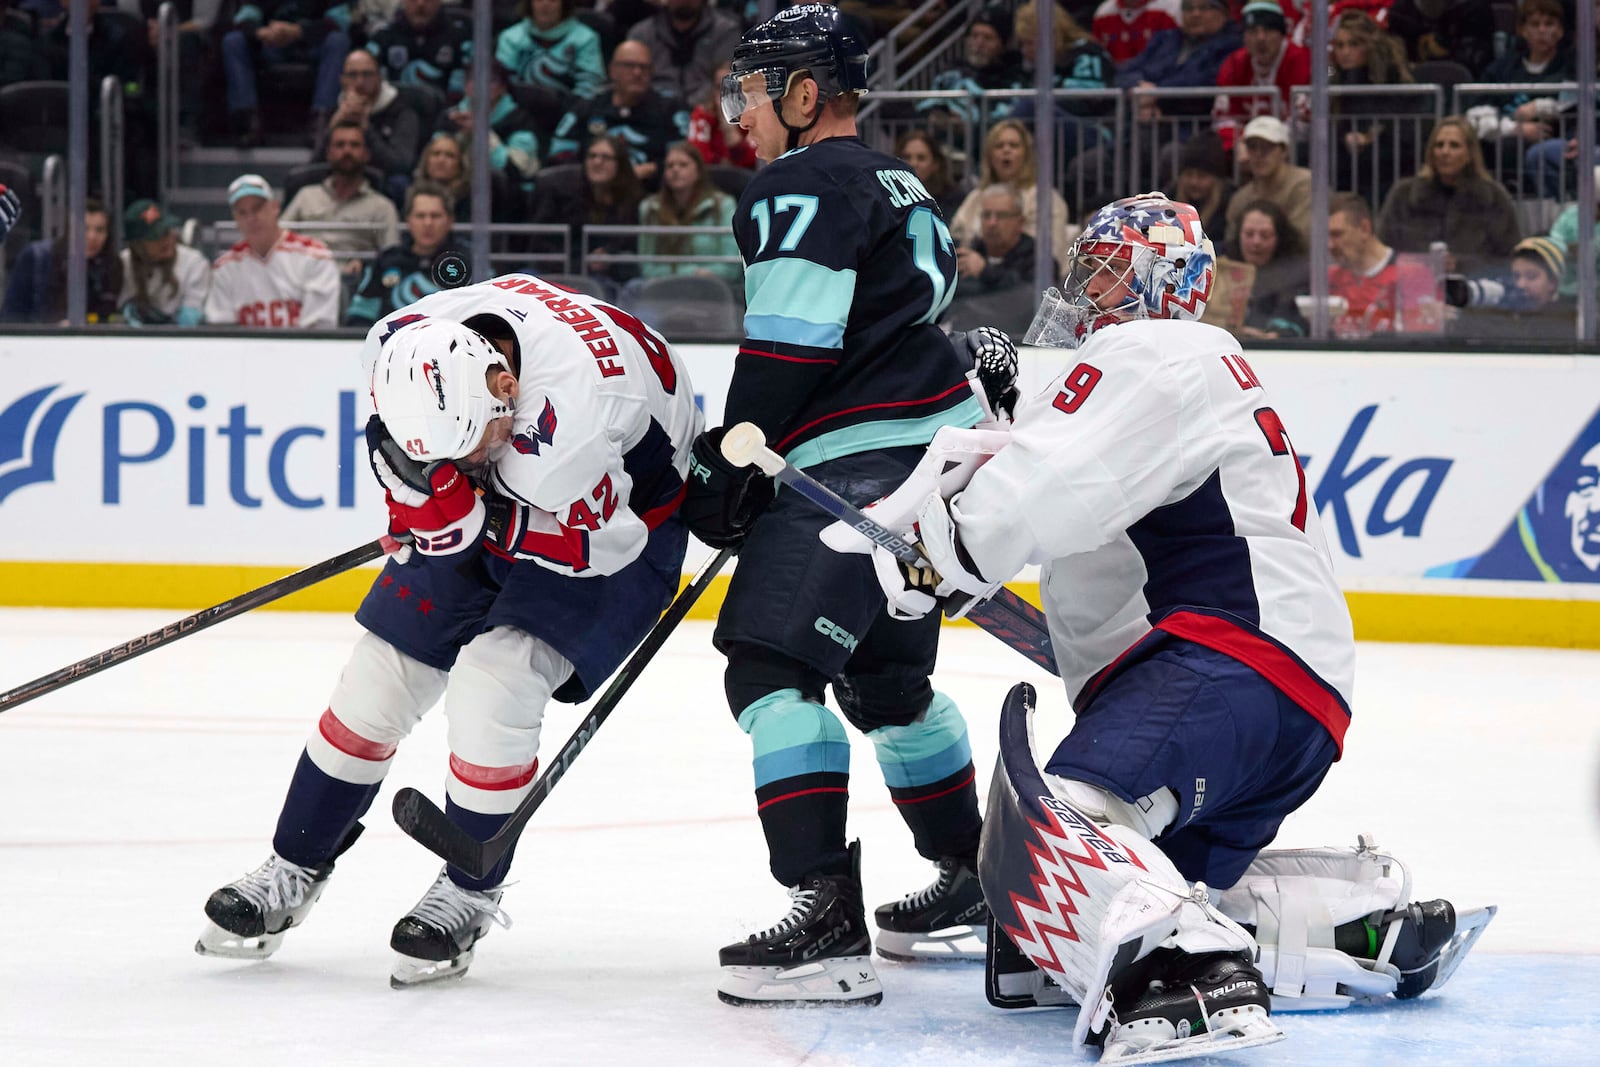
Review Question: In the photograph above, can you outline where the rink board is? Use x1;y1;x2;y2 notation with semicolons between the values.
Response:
0;335;1596;647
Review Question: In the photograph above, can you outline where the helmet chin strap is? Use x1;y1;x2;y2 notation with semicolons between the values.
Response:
777;72;825;153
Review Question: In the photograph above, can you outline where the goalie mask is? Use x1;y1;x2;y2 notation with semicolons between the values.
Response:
1025;193;1215;350
371;319;512;462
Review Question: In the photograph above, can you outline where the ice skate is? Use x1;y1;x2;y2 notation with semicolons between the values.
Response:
1093;949;1284;1065
874;854;988;962
389;867;511;988
1386;897;1496;998
718;841;882;1006
195;853;333;960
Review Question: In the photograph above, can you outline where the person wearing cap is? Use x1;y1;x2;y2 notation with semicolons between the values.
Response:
1376;115;1520;278
117;199;210;327
1213;0;1310;146
1114;0;1241;122
1223;112;1311;246
1444;235;1574;339
917;4;1029;131
205;173;341;328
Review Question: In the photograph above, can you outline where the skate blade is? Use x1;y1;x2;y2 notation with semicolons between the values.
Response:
1101;1005;1285;1066
1430;904;1497;991
194;922;285;960
717;955;882;1007
875;924;987;963
390;948;476;989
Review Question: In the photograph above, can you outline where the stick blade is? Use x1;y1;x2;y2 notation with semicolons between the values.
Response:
391;786;491;876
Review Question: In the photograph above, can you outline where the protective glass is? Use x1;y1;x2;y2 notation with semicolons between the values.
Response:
719;67;791;123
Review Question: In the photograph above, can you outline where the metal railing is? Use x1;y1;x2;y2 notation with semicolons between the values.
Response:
1456;81;1584;203
156;2;180;201
99;75;125;248
868;0;981;92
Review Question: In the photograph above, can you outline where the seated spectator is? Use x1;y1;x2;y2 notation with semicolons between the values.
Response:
345;181;469;327
283;119;403;275
895;128;972;223
1117;0;1242;121
1092;0;1180;65
1214;0;1311;147
1445;234;1575;339
632;141;740;288
413;131;473;223
1386;0;1496;75
918;5;1029;132
40;0;156;197
366;0;471;100
548;40;688;185
1330;9;1421;205
1376;115;1520;277
2;197;121;323
1473;0;1573;160
315;49;424;202
1326;190;1443;336
441;60;540;202
118;199;210;326
1;0;49;88
1173;131;1234;238
1225;197;1309;338
219;0;350;147
949;119;1072;275
497;0;605;145
1545;165;1600;300
205;173;341;327
626;0;741;107
953;183;1037;294
1224;114;1312;246
687;61;757;169
528;133;644;293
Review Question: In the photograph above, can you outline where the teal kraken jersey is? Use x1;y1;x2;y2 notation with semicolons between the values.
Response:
727;136;983;468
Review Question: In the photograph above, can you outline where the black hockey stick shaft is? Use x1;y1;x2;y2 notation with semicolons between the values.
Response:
720;423;1058;676
0;535;405;715
391;544;736;877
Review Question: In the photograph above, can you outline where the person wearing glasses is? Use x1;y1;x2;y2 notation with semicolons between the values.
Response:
546;40;689;186
316;48;424;199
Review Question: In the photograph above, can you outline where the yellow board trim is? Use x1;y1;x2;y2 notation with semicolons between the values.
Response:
1;563;1597;651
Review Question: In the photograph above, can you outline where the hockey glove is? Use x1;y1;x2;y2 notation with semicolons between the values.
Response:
682;426;775;550
367;415;486;560
961;325;1019;423
0;184;18;243
871;493;1003;621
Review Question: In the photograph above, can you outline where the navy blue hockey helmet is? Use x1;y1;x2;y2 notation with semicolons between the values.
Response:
720;4;869;123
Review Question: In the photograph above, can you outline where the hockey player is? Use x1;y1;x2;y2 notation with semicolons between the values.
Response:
851;193;1490;1061
197;275;700;986
681;4;995;1007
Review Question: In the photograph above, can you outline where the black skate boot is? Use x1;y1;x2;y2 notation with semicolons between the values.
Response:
1385;898;1459;998
389;867;511;988
195;853;335;960
1092;949;1284;1064
874;853;988;962
717;841;882;1006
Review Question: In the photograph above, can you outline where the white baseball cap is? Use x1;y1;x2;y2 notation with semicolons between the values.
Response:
227;173;276;205
1242;115;1291;147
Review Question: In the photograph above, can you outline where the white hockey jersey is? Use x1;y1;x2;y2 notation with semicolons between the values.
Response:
204;230;341;327
360;273;703;577
953;319;1355;750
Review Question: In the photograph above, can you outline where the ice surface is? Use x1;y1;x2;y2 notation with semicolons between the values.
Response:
0;608;1596;1066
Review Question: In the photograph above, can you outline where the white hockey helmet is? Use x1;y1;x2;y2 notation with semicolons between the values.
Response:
370;318;512;461
1025;192;1216;349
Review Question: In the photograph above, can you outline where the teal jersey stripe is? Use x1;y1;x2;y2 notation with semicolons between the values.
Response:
743;258;857;348
783;395;986;470
738;688;851;788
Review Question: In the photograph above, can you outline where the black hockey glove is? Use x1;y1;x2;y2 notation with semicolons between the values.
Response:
958;326;1019;422
682;426;775;550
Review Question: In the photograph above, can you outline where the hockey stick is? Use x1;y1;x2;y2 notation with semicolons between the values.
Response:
0;535;407;715
391;544;736;877
720;422;1058;676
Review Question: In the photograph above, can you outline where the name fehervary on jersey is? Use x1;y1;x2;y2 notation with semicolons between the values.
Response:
875;169;934;208
493;275;624;377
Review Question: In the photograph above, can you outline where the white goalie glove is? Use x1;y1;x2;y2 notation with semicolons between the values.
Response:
819;425;1011;620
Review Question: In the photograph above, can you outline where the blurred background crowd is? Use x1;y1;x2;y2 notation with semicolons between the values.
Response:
0;0;1595;343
